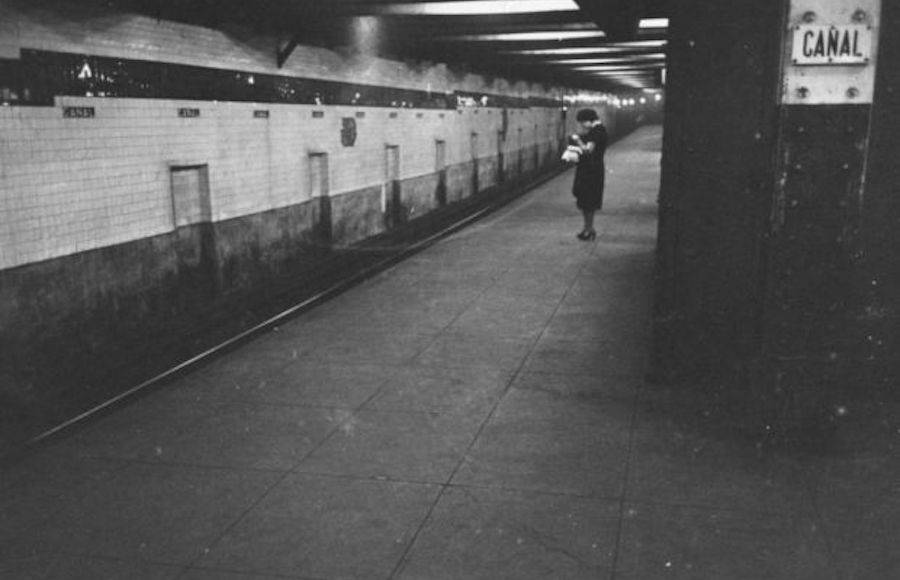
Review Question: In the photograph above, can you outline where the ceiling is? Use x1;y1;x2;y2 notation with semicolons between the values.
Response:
125;0;669;91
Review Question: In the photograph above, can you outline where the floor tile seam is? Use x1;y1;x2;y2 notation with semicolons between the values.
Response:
184;384;388;571
441;245;598;493
384;333;526;578
445;481;622;503
516;368;648;381
283;469;445;488
156;394;360;411
342;405;492;418
386;185;574;579
194;356;300;389
404;260;520;364
385;478;455;579
65;454;296;474
514;367;646;381
45;549;190;571
615;496;819;519
609;382;644;580
801;467;843;579
286;369;405;471
280;358;417;373
211;399;362;412
180;561;325;580
363;402;504;416
181;447;325;570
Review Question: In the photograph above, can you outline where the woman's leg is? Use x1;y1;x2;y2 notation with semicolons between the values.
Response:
582;209;595;233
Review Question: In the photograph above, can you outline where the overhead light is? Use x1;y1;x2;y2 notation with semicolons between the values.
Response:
500;43;665;55
545;54;666;65
573;63;664;71
374;0;580;16
639;18;669;29
611;40;667;48
444;30;606;41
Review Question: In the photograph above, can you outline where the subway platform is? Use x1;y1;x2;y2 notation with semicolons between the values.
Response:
1;127;894;579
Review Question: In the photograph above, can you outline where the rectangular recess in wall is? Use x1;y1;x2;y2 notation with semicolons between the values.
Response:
308;152;332;242
385;144;401;223
435;140;447;170
253;110;270;118
389;112;398;118
62;106;94;118
308;153;329;198
170;164;211;228
178;108;200;118
385;145;400;182
416;112;424;118
355;111;366;118
312;110;325;118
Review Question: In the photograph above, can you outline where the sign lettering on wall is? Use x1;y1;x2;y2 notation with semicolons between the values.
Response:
63;106;95;118
791;24;872;65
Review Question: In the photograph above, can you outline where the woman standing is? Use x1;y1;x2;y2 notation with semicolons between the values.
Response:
569;108;608;241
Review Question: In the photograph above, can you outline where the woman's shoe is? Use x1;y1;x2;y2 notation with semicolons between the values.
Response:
576;230;596;241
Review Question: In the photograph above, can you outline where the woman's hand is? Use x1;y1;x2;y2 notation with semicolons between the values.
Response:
572;134;595;153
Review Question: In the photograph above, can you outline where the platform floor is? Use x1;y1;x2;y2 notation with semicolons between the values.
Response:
2;126;895;579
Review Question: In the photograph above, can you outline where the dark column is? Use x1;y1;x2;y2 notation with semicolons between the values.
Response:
652;0;885;441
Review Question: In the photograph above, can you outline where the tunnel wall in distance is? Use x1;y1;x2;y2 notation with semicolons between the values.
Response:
0;0;644;448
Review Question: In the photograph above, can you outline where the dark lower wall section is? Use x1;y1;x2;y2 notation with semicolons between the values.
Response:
0;141;553;450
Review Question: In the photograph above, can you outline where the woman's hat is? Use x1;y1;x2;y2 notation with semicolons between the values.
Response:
575;108;599;122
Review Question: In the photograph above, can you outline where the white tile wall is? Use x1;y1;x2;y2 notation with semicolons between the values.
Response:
0;0;591;271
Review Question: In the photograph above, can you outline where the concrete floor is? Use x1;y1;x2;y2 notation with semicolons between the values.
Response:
2;126;895;579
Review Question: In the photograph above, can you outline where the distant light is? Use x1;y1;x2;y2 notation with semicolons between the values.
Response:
375;0;580;15
639;97;646;103
639;18;669;29
446;30;606;41
655;94;662;101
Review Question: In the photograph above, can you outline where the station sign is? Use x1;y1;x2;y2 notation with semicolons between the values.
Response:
782;0;880;105
791;24;872;66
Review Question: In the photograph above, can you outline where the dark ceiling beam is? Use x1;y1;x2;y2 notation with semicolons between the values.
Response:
574;0;646;42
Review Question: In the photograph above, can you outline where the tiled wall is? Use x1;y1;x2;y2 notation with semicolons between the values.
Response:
0;0;576;271
0;100;563;269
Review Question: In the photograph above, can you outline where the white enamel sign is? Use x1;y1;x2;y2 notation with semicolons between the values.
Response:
791;24;872;65
782;0;881;105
